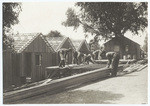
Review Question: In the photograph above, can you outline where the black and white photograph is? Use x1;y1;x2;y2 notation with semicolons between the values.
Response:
2;1;148;104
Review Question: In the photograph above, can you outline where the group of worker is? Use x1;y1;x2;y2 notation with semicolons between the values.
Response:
73;51;96;65
58;48;120;77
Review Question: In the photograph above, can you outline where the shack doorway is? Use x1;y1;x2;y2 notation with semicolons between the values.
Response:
24;53;32;77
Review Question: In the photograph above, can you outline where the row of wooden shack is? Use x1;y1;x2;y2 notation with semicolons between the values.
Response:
3;33;91;89
3;32;143;90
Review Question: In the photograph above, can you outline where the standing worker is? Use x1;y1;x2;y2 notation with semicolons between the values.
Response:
92;50;102;60
58;48;72;68
78;52;85;64
73;51;79;64
106;52;120;77
73;51;85;65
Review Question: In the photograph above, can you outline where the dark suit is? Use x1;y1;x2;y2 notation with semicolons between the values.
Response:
106;52;120;77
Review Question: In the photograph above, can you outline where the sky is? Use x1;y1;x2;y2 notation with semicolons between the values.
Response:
13;2;147;46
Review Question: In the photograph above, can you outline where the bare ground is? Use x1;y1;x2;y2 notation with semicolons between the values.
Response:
12;67;148;104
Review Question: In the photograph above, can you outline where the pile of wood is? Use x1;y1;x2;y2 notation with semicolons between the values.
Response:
119;63;147;75
123;64;143;73
6;59;147;92
137;59;148;64
3;64;106;92
46;63;106;79
95;59;137;64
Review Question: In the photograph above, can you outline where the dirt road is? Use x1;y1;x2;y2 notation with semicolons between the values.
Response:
13;67;148;104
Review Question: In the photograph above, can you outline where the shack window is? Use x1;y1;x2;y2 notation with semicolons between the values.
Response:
35;55;42;66
125;45;129;52
114;45;120;52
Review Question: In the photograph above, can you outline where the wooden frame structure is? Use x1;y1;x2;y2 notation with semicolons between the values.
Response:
104;36;141;59
72;39;91;54
45;37;76;65
3;33;55;89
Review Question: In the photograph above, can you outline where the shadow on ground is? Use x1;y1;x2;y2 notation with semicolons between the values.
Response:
118;74;138;77
12;90;124;104
9;72;132;104
9;75;124;104
9;68;144;104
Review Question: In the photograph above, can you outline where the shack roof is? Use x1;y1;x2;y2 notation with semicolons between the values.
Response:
104;36;140;46
13;33;54;53
72;39;90;51
45;37;75;51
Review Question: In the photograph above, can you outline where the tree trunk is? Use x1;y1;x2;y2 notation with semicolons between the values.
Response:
114;33;125;59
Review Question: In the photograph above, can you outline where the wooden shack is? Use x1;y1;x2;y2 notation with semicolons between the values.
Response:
3;33;55;89
104;36;141;59
72;39;91;54
45;37;76;65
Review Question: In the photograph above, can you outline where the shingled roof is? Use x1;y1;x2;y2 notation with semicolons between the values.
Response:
45;37;75;51
104;36;140;46
13;33;54;53
72;39;90;51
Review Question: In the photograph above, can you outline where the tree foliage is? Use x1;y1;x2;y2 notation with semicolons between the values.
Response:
142;34;148;52
3;3;22;50
46;30;64;37
63;2;148;40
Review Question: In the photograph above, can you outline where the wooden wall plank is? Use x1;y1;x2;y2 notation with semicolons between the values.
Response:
3;51;13;89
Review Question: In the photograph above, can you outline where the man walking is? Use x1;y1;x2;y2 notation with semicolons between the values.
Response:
106;52;120;77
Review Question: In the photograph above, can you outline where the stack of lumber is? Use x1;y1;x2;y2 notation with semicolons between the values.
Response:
4;66;112;103
95;59;137;64
122;63;147;74
46;64;106;79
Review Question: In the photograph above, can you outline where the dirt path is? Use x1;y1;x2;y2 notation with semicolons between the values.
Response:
12;67;148;104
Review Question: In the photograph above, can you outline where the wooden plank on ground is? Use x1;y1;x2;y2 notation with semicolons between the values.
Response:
4;66;113;103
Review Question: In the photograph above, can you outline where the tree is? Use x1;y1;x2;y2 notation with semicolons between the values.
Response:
46;30;63;37
142;34;148;53
3;3;22;50
62;2;148;40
